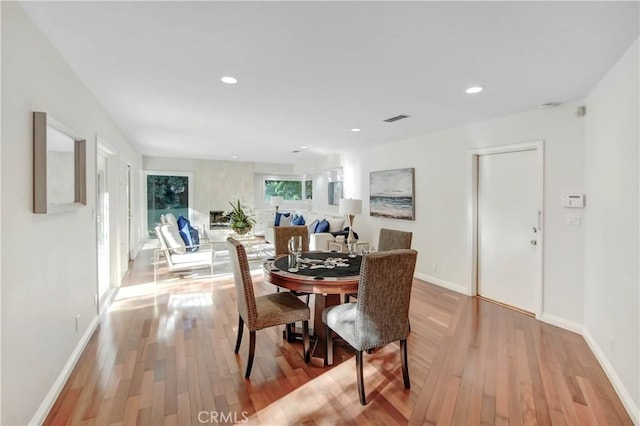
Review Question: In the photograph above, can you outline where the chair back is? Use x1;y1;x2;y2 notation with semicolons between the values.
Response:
355;249;417;350
155;225;175;268
274;226;309;255
378;228;413;251
227;237;258;329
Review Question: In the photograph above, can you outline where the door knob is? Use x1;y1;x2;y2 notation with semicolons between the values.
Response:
530;240;537;245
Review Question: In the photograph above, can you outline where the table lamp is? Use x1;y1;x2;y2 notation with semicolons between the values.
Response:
339;198;362;255
270;196;284;214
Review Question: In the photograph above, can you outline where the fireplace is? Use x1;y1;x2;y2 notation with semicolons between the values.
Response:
209;210;230;229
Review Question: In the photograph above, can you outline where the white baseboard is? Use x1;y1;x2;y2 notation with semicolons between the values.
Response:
540;312;584;334
28;315;100;426
540;313;638;424
582;328;639;425
414;272;470;295
29;286;121;426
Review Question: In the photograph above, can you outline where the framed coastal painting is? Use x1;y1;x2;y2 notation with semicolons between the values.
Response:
369;168;415;220
328;181;343;205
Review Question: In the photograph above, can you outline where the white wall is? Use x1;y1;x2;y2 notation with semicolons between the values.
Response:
1;3;143;425
343;99;586;324
583;39;639;418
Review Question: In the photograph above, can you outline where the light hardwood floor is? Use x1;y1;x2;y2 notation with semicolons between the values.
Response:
44;248;632;425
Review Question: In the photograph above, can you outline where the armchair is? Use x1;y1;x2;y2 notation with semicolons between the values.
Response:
154;224;215;283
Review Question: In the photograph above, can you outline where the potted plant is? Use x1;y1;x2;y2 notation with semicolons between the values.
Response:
227;199;256;235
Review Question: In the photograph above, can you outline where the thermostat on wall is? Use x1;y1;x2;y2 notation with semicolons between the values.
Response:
561;193;585;208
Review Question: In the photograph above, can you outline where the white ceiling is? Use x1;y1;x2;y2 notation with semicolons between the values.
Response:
21;1;639;165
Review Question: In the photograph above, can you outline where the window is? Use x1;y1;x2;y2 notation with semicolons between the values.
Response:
264;177;313;201
147;174;190;236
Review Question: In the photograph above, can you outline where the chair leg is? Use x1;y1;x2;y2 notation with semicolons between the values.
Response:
154;250;158;284
302;320;310;363
356;350;366;405
325;324;334;366
400;339;410;389
245;331;256;379
285;323;296;342
234;315;244;354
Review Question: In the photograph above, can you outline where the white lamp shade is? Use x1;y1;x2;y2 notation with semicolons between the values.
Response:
339;198;362;215
270;196;284;207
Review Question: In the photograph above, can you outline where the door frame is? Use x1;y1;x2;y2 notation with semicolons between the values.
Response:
467;140;545;318
143;171;195;237
96;137;118;316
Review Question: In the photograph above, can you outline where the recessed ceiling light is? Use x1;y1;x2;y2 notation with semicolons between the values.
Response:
351;128;361;132
465;86;483;94
300;146;307;149
221;76;238;84
231;155;238;159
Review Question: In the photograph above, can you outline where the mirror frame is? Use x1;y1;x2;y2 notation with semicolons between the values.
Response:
33;111;87;213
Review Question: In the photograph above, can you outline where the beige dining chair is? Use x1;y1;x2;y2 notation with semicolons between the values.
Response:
273;226;309;255
378;228;413;252
273;225;311;340
228;237;310;378
323;249;418;405
345;228;413;302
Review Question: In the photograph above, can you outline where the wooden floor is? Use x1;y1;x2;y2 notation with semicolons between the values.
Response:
44;249;632;425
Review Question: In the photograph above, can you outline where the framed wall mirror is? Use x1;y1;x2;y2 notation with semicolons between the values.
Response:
33;111;87;213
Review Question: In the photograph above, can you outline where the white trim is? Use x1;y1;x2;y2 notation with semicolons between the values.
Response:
540;312;583;334
28;316;100;426
582;328;640;425
415;272;470;295
467;140;545;318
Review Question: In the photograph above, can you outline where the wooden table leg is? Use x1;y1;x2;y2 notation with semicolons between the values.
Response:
313;293;341;365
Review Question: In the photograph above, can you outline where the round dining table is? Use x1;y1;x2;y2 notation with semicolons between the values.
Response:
263;251;362;365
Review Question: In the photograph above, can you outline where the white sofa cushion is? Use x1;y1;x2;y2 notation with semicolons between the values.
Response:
160;223;186;254
327;217;345;232
171;249;212;264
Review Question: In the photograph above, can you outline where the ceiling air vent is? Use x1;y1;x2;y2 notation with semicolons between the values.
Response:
383;114;410;123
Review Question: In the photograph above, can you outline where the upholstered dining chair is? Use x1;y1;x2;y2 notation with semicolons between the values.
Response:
227;237;310;378
273;225;310;256
273;225;311;338
323;249;418;405
345;228;413;303
378;228;413;252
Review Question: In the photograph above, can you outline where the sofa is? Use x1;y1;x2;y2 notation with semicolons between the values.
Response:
263;210;346;251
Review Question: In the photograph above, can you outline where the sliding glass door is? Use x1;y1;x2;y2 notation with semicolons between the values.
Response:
146;173;190;236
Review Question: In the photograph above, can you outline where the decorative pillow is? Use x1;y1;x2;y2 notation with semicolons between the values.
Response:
331;228;359;240
315;219;330;233
177;216;199;252
188;226;200;250
165;213;179;230
308;219;319;234
274;212;291;226
177;216;193;244
292;213;305;226
327;218;346;232
160;224;186;254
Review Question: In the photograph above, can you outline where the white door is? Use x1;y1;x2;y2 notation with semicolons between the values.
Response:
477;149;540;313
